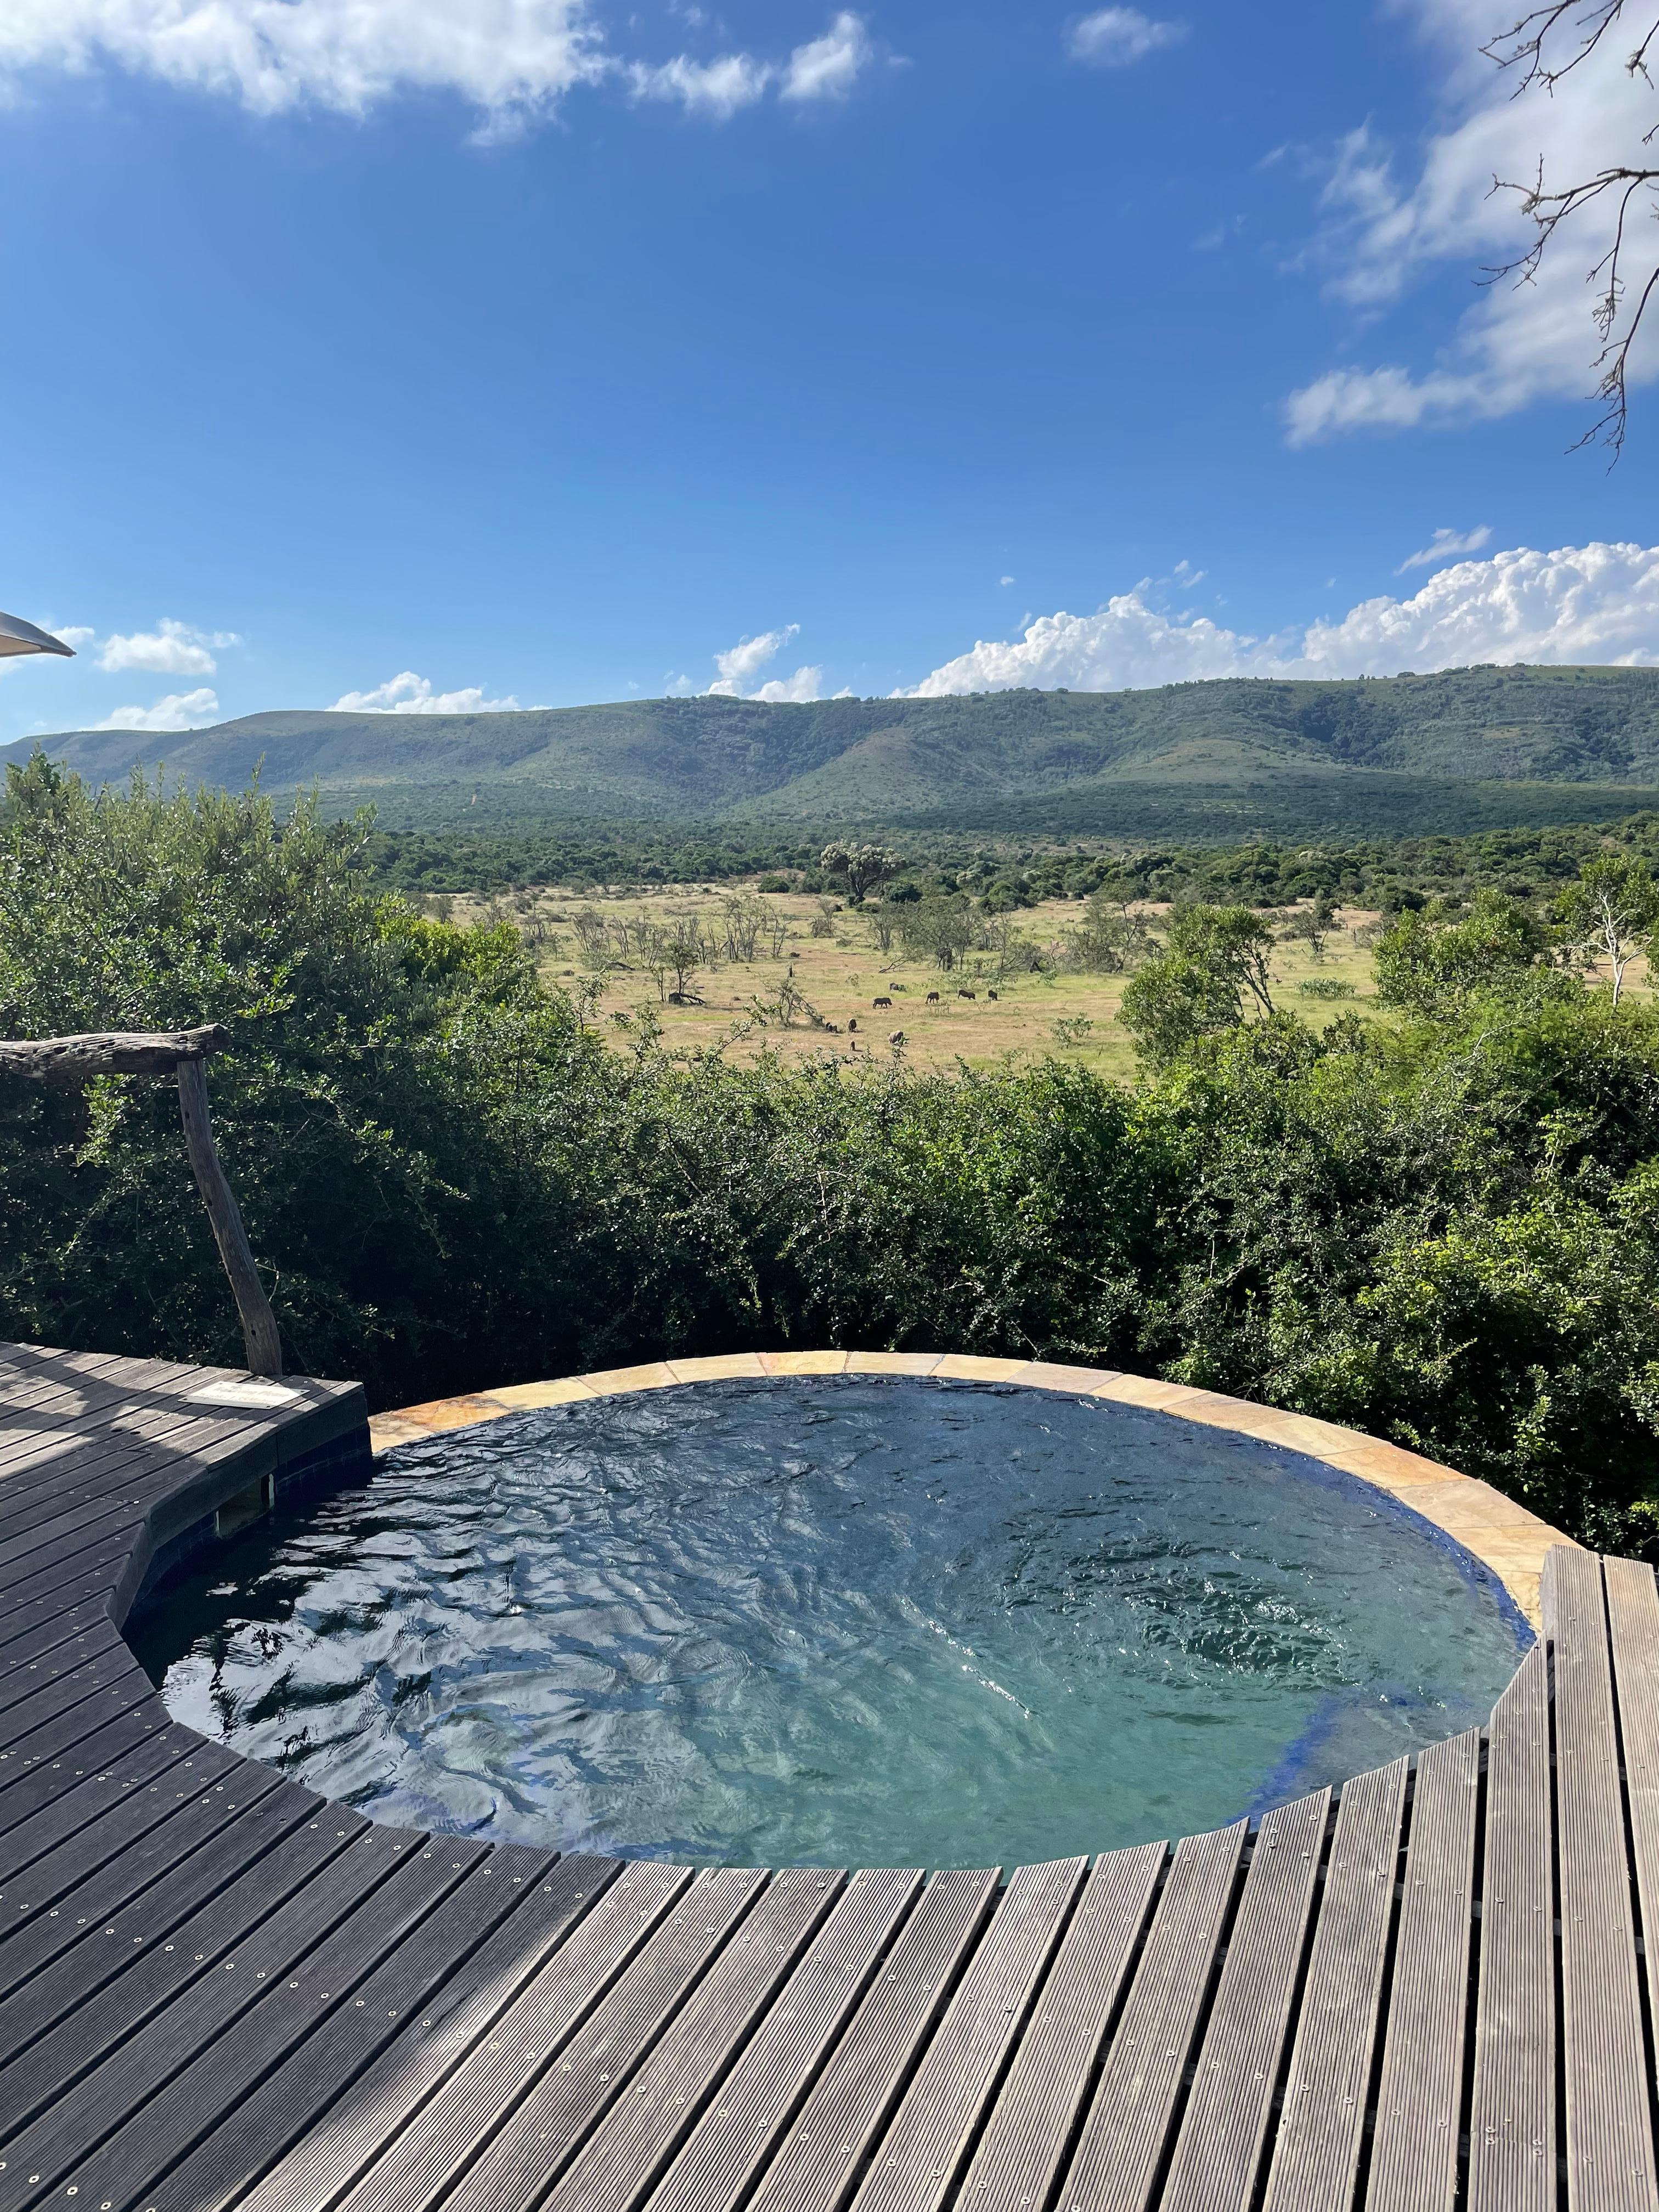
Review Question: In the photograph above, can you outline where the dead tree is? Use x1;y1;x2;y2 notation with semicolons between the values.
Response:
0;1025;283;1376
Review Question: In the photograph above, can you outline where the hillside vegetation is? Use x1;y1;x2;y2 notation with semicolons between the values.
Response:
17;663;1659;841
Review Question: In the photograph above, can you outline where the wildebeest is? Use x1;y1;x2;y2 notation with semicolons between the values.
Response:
888;1030;906;1047
958;988;977;1001
926;990;940;1004
986;989;999;1001
847;1016;858;1031
873;995;893;1009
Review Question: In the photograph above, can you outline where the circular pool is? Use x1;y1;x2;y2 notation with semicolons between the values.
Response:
134;1377;1529;1866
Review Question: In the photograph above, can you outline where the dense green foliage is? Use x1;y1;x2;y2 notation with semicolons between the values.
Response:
5;761;1659;1559
15;663;1659;843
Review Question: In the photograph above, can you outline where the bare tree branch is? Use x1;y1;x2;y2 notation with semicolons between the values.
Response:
1480;0;1659;455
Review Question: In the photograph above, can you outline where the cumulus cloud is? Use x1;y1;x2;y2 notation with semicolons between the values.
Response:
330;670;526;713
97;617;239;676
906;541;1659;694
1285;1;1659;441
1065;7;1187;67
1398;525;1491;573
781;11;871;101
702;624;826;701
0;2;875;132
91;687;221;731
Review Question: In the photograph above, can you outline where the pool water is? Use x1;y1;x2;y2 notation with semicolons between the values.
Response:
133;1379;1528;1866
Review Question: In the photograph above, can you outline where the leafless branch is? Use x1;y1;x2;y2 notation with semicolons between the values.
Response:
1481;1;1659;455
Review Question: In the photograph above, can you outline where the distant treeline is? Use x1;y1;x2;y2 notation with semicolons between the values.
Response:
361;826;825;893
361;810;1659;914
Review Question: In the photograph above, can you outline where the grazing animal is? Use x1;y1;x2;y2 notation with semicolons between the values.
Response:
986;989;998;1001
958;988;977;1001
888;1029;907;1047
872;995;893;1009
847;1016;857;1032
926;990;940;1005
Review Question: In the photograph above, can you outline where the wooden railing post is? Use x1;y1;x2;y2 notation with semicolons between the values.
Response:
0;1024;283;1378
174;1057;284;1377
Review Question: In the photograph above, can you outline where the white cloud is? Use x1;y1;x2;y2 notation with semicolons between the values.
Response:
330;670;526;713
703;624;825;701
709;625;794;693
627;49;771;119
906;541;1659;693
0;0;605;128
781;11;871;101
752;665;825;702
1398;525;1491;573
1286;1;1659;441
91;687;221;731
999;575;1016;586
1065;7;1186;67
97;616;239;676
0;2;878;131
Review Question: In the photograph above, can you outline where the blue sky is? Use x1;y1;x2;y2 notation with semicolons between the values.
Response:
3;0;1657;740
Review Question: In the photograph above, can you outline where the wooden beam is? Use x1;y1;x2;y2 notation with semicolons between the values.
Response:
0;1026;229;1081
175;1058;283;1378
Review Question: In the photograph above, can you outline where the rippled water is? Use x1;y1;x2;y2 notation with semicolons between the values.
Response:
134;1379;1527;1865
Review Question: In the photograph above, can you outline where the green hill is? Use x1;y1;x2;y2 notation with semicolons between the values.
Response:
15;663;1659;840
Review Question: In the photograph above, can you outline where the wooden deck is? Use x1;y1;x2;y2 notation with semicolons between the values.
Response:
1;1340;1655;2212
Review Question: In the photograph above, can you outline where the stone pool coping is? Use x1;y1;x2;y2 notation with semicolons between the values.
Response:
369;1351;1571;1629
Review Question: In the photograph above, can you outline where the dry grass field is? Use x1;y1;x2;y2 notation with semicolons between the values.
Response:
451;883;1419;1079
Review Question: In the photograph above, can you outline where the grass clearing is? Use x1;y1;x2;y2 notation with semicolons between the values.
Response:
451;883;1434;1077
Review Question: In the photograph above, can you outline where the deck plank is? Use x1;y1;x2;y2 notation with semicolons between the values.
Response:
849;1857;1087;2212
335;1860;692;2212
1054;1820;1248;2212
24;1831;466;2212
954;1841;1166;2212
1605;1558;1659;2052
0;1736;246;1898
131;1847;550;2212
746;1868;999;2212
0;1708;186;1836
545;1869;847;2212
1365;1728;1481;2212
0;1781;324;2038
1468;1639;1554;2212
1260;1758;1408;2212
644;1869;922;2212
1159;1789;1328;2212
1548;1545;1659;2212
0;1726;210;1893
235;1854;624;2212
436;1866;767;2212
0;1824;413;2209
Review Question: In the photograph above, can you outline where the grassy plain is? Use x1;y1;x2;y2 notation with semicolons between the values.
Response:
452;884;1472;1080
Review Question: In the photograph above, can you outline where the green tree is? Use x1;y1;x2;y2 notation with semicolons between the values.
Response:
1373;889;1547;1017
1118;904;1278;1068
820;842;899;904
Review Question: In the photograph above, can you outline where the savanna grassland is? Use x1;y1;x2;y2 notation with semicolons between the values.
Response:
452;880;1654;1082
450;883;1389;1082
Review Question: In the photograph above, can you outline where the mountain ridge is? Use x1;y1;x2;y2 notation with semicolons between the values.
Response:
13;663;1659;838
